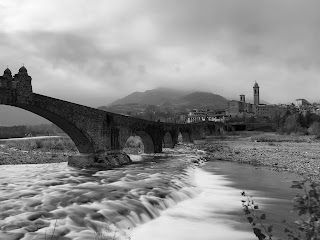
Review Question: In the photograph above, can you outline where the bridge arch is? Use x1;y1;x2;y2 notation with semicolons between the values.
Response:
122;135;144;154
120;130;155;154
181;132;191;142
163;131;174;148
176;130;191;143
8;103;95;153
207;124;216;135
204;125;211;136
177;132;183;143
135;131;155;153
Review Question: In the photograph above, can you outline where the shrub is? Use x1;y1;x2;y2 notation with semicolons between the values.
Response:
308;122;320;137
35;140;44;149
241;191;273;240
243;179;320;240
282;114;303;134
6;137;77;152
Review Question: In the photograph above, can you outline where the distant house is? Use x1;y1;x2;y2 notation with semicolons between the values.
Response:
186;109;227;123
309;104;320;116
295;99;309;108
293;98;320;116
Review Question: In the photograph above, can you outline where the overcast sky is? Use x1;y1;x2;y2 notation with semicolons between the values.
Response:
1;0;320;107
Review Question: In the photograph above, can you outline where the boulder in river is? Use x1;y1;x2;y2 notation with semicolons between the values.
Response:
68;152;132;169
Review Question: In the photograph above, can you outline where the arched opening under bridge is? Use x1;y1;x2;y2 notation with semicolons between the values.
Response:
181;131;191;142
177;131;191;143
163;132;173;148
1;104;94;153
123;131;154;154
177;132;183;143
0;105;77;152
123;136;144;155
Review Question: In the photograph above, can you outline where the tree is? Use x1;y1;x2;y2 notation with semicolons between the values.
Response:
308;122;320;137
283;114;302;133
144;105;160;121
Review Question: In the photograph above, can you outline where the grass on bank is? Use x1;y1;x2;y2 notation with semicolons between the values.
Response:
250;133;315;143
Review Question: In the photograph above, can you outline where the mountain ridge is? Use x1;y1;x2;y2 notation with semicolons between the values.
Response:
173;91;229;109
98;88;230;115
109;87;191;106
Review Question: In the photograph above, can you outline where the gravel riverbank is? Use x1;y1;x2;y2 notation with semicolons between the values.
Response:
2;132;320;184
195;132;320;182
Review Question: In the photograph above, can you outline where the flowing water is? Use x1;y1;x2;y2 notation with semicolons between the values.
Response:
0;148;302;240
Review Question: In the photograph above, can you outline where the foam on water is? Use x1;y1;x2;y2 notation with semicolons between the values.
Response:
129;168;256;240
1;150;292;240
0;155;205;239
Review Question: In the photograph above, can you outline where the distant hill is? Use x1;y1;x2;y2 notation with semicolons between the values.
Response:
109;87;191;106
98;103;147;116
173;92;228;109
99;88;229;115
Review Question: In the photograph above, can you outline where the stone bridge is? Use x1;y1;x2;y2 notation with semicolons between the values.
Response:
0;67;224;168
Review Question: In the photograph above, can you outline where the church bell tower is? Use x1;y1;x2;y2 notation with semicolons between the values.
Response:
253;82;259;106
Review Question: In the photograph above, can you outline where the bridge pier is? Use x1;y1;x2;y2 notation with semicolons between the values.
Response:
68;151;132;169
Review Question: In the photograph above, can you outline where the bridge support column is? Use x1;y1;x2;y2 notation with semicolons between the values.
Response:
68;152;132;169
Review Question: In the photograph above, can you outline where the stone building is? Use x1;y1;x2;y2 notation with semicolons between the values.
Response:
0;68;13;104
0;66;33;104
295;99;309;108
253;82;259;105
226;84;256;117
227;82;293;118
253;82;290;118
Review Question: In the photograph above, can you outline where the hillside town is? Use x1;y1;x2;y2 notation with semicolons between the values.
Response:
185;82;320;123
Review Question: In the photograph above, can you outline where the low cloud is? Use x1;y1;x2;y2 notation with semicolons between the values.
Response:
1;0;320;106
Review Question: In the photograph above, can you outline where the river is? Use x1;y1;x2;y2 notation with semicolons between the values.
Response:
0;146;302;240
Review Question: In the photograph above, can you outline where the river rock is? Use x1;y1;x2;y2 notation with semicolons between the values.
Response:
68;152;132;169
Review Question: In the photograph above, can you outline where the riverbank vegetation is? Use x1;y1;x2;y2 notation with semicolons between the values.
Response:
3;137;77;151
0;124;64;139
233;111;320;136
0;137;77;165
250;133;314;143
242;180;320;240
